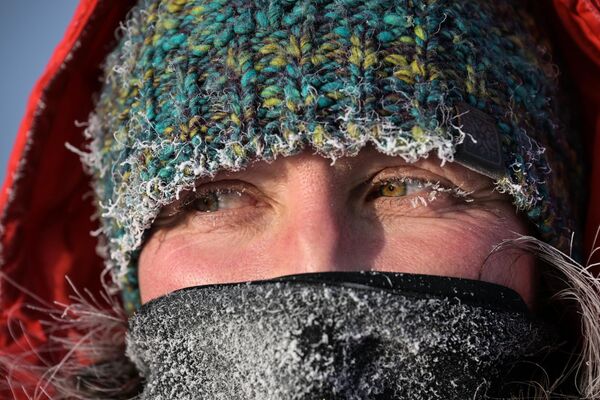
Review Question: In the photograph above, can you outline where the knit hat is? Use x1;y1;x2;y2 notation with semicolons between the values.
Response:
80;0;582;312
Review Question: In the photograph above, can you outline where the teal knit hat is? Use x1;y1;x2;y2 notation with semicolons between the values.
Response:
81;0;582;312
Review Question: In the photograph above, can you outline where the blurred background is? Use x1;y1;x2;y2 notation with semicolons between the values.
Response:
0;1;79;182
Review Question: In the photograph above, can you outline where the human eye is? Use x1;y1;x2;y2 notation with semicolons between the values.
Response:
366;172;473;211
187;187;258;213
367;177;423;200
152;181;265;230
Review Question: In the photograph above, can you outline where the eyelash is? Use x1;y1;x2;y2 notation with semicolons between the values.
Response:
151;183;256;229
151;175;473;230
368;176;473;207
181;187;253;213
186;177;470;211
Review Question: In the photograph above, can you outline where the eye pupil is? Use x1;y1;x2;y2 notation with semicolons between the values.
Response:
193;193;219;212
380;182;407;197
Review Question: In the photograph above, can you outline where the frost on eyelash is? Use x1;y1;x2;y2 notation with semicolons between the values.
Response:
391;177;474;208
165;187;248;217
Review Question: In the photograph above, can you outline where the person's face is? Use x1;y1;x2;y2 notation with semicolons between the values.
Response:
139;148;537;306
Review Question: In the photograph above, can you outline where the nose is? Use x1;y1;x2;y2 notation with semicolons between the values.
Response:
289;201;340;273
274;156;344;274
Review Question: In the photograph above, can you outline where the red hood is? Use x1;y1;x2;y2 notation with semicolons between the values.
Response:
0;0;134;359
0;0;599;387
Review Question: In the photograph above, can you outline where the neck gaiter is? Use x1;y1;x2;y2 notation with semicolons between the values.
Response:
126;272;558;400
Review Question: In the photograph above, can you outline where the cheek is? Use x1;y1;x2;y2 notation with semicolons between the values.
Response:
138;232;275;303
139;203;537;307
371;214;501;275
370;225;488;279
367;207;536;306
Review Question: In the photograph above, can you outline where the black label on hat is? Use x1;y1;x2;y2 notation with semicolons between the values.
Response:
454;102;505;180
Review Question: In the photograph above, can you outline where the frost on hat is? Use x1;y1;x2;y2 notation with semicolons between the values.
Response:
78;0;583;311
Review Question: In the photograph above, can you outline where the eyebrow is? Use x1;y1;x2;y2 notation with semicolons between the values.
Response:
192;149;493;196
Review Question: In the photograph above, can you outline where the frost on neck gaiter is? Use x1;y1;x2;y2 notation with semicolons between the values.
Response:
126;273;557;400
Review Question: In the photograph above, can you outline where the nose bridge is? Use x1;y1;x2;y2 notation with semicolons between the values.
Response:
294;202;339;272
284;157;342;273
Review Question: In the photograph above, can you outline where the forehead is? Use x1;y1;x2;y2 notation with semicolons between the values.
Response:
196;147;493;191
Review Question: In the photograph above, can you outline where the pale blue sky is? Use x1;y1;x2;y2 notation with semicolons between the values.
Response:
0;1;80;182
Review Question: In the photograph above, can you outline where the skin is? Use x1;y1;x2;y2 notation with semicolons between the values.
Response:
139;147;537;307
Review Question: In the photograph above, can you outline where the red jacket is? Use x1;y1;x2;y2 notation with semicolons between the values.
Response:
1;0;599;396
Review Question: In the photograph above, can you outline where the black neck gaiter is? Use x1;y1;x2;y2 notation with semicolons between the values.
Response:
126;272;558;399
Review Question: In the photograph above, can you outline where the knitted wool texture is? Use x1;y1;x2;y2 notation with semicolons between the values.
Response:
81;0;580;311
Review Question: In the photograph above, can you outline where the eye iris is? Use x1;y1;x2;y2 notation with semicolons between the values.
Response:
193;193;219;212
380;182;406;197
